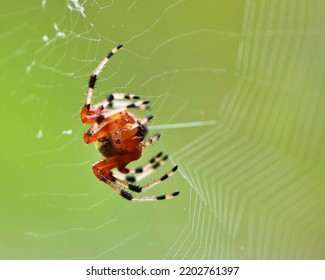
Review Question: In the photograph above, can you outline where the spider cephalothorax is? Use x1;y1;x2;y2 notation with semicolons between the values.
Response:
81;44;179;201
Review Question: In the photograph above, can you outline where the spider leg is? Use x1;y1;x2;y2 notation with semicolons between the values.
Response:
106;93;142;108
114;152;169;182
143;133;161;147
82;99;150;124
92;155;138;182
84;93;148;123
85;44;123;106
107;179;179;201
128;152;165;174
93;158;179;201
90;93;139;110
81;44;123;123
108;93;141;101
94;96;150;111
112;165;178;194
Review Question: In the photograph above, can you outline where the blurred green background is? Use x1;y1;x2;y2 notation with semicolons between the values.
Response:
0;0;324;259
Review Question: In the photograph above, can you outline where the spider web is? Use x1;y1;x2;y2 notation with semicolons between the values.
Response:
0;0;324;260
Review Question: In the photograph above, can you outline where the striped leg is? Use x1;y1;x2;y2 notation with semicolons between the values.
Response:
93;96;150;111
119;190;180;201
85;44;123;107
93;159;179;201
128;152;165;173
106;179;180;201
144;133;161;147
114;152;169;182
81;44;124;124
106;93;148;109
91;93;141;111
111;165;179;194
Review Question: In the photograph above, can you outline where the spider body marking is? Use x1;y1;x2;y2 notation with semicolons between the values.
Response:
81;44;180;201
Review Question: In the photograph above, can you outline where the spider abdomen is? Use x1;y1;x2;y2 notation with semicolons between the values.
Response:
96;135;118;158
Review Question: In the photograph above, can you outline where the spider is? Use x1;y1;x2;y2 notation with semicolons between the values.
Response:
81;44;180;201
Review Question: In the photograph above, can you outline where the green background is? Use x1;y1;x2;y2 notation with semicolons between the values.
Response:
0;0;324;259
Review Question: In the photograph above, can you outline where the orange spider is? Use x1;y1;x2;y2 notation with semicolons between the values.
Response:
81;44;180;201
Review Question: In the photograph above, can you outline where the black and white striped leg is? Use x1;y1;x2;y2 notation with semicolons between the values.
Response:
144;133;161;148
90;93;140;111
107;100;150;111
112;165;178;194
102;173;180;202
114;152;169;183
85;44;123;107
128;152;165;174
93;93;149;110
106;93;142;108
